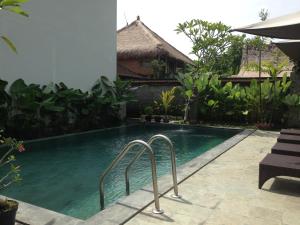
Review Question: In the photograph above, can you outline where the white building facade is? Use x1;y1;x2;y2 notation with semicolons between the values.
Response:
0;0;116;90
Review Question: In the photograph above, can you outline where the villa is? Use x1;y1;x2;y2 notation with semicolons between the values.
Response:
117;17;193;80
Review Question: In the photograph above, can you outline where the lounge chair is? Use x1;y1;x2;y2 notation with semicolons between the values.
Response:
277;134;300;144
272;142;300;157
280;129;300;136
259;153;300;189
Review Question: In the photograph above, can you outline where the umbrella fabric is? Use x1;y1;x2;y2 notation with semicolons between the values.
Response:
274;40;300;61
231;11;300;39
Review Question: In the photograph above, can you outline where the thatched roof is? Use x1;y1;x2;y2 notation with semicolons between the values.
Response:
230;70;291;79
117;17;194;64
117;64;145;79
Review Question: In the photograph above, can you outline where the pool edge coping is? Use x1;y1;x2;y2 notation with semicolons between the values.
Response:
0;194;85;225
85;128;255;225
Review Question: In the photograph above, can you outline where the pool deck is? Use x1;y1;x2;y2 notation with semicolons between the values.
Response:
124;130;300;225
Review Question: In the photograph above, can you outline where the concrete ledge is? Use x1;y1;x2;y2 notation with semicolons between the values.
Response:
0;196;84;225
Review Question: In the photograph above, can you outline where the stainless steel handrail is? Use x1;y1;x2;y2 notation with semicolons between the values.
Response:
99;140;164;214
125;134;181;198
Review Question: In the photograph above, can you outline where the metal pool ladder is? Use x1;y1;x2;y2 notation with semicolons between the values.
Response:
99;134;180;214
99;140;163;214
125;134;181;199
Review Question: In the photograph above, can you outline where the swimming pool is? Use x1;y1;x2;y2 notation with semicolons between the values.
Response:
1;124;240;219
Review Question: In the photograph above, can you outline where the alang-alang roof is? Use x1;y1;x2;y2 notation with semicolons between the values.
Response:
117;16;194;64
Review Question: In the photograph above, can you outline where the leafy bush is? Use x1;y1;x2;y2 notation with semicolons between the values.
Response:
176;19;245;75
176;72;295;126
144;106;153;115
0;76;133;139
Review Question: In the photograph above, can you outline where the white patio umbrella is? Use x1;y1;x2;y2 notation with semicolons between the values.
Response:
230;11;300;120
274;40;300;61
231;11;300;39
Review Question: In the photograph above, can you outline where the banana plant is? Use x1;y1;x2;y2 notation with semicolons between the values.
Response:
92;76;117;101
283;94;300;107
114;78;134;103
7;79;65;136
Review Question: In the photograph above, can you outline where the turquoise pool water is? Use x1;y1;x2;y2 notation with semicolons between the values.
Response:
1;124;240;219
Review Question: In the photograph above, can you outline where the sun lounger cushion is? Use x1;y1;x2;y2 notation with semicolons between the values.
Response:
281;129;300;136
272;142;300;157
277;134;300;144
259;153;300;189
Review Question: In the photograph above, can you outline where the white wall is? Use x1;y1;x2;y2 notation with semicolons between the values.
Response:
0;0;116;90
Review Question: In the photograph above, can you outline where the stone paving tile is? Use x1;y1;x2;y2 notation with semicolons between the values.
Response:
125;130;300;225
282;209;300;225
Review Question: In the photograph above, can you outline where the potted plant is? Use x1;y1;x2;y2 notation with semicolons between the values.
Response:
0;199;18;225
144;106;153;122
0;131;25;225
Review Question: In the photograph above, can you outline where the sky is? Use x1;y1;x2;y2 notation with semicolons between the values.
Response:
117;0;300;59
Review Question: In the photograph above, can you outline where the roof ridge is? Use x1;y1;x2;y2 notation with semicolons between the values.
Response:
117;18;194;64
135;20;193;63
117;20;160;47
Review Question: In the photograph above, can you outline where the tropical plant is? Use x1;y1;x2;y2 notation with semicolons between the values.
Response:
5;79;65;136
0;80;11;130
144;106;153;116
1;76;133;139
283;94;300;107
92;76;117;100
151;59;166;79
114;78;134;103
176;19;245;75
176;72;196;121
262;62;286;84
0;0;29;53
176;70;293;126
160;87;176;116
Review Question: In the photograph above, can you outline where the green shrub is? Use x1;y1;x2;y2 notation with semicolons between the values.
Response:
144;106;153;115
0;76;133;139
176;72;294;126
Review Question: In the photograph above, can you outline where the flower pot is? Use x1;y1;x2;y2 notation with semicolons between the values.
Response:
0;200;18;225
